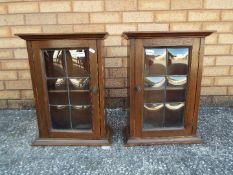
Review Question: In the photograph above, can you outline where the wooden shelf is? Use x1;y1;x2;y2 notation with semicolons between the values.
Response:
48;89;89;93
144;86;185;91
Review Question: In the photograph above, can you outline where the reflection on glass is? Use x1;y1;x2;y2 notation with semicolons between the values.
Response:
165;102;184;127
70;91;90;105
47;78;67;91
167;76;187;86
166;89;186;102
168;48;188;64
145;48;166;76
66;49;89;77
168;48;188;75
71;105;92;130
143;103;164;129
48;92;69;105
144;89;165;103
144;77;166;88
165;102;184;110
43;48;93;131
69;77;89;90
144;103;164;110
50;105;71;129
143;47;189;130
44;50;66;77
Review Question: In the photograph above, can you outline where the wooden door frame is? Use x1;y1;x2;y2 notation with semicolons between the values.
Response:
133;37;201;137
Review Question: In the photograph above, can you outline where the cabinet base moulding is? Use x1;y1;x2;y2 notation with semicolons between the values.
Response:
32;138;111;146
32;127;112;146
124;136;203;146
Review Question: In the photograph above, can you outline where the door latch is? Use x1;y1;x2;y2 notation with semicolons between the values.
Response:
91;86;98;94
135;85;142;92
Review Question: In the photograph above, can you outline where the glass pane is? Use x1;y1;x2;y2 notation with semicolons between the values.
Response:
42;48;94;132
70;91;90;105
166;89;186;102
50;106;71;129
66;49;90;77
167;48;189;75
47;78;67;91
44;50;66;77
68;77;90;90
143;47;189;130
144;89;165;103
165;102;184;127
143;103;164;129
144;76;166;88
167;75;187;88
144;48;166;76
144;76;166;103
66;48;93;131
166;75;187;102
71;105;92;130
48;92;69;105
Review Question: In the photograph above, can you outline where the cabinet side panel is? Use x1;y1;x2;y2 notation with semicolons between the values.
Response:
134;39;144;137
126;40;130;109
192;38;205;135
183;38;200;134
97;39;106;138
129;39;136;137
28;41;49;138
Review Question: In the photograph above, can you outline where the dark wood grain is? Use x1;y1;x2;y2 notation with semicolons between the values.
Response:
125;136;203;146
26;41;49;138
134;39;144;137
122;31;215;39
128;39;136;137
192;38;205;135
16;32;108;40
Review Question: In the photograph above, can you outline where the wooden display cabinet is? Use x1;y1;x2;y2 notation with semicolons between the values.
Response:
123;31;214;146
17;33;110;146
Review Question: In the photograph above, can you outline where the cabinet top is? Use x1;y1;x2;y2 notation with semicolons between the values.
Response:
15;32;108;41
122;31;215;40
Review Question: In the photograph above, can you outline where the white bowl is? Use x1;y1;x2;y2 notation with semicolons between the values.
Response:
145;77;166;88
165;102;184;110
167;76;187;86
69;77;89;88
144;103;164;111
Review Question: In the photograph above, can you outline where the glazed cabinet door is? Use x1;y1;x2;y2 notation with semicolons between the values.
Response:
31;40;100;139
134;38;201;137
